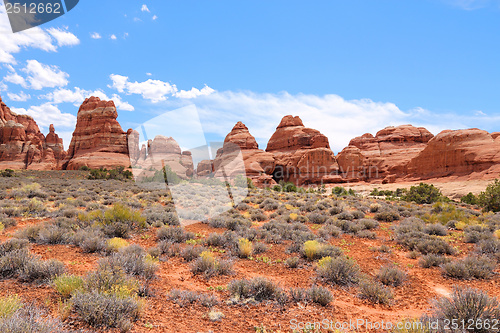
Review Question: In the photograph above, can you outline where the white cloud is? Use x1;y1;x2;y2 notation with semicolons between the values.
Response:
110;34;117;40
47;28;80;47
146;73;152;76
152;15;158;20
42;87;134;111
175;85;215;99
11;103;76;129
90;32;102;39
0;5;77;64
141;4;150;12
3;72;27;87
108;74;214;103
7;91;30;102
23;60;69;90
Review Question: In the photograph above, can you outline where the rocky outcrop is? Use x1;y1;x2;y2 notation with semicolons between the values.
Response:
196;159;214;177
214;121;275;178
407;129;500;179
131;135;194;180
64;97;137;170
337;125;434;183
265;115;338;185
0;95;64;170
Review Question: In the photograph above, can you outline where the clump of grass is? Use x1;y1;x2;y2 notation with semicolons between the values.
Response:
301;240;342;261
106;237;130;253
316;256;360;286
285;256;300;268
53;274;84;298
238;238;253;258
359;279;393;305
0;295;22;319
228;277;283;302
307;285;333;306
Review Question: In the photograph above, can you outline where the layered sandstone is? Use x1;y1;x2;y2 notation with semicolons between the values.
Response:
337;125;434;183
407;129;500;179
64;96;136;170
0;95;64;170
214;121;276;178
266;115;338;185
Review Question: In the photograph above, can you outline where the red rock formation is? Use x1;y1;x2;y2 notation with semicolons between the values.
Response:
131;135;194;180
407;129;500;179
64;97;136;170
266;115;338;185
213;121;275;178
337;125;433;183
196;159;214;177
0;95;64;170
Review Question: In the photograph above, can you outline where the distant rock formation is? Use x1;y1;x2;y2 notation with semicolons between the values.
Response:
0;95;65;170
213;121;275;178
64;96;137;170
266;115;338;185
337;125;434;183
131;135;194;180
407;128;500;179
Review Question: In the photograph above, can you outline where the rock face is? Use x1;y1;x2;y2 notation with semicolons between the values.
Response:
337;125;433;183
213;121;275;178
131;135;194;180
407;129;500;179
266;116;338;185
64;97;136;170
0;95;65;170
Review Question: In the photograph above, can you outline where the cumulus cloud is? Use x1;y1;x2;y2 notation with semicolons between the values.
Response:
22;60;69;90
3;71;27;88
42;87;134;111
152;15;158;20
47;28;80;47
7;91;30;102
108;75;214;103
0;5;78;64
11;103;76;129
141;4;150;12
90;32;102;39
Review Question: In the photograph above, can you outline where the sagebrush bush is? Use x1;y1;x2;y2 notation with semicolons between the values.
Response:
301;240;342;261
157;226;195;243
0;303;66;333
475;239;500;262
430;287;500;333
375;210;400;222
376;266;406;287
0;295;22;319
72;291;141;330
441;256;496;280
307;285;333;306
53;274;84;298
228;277;283;302
191;251;232;278
359;279;393;305
285;256;300;268
419;254;450;268
99;245;158;280
316;256;360;286
19;259;65;283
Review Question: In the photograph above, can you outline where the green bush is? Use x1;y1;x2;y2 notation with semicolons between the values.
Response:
461;192;478;205
402;183;445;204
0;169;14;177
53;274;84;298
478;179;500;212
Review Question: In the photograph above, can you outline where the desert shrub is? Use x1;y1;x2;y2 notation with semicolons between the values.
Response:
424;223;448;236
191;251;232;278
0;249;33;278
228;277;282;302
259;198;279;211
402;183;445;204
72;291;140;330
376;266;406;287
357;230;377;239
429;287;500;333
144;209;179;227
416;237;456;255
441;256;496;280
318;225;341;239
478;179;500;212
180;245;205;262
15;224;42;242
168;289;219;307
307;212;330;224
0;303;67;333
375;210;400;222
395;219;455;255
307;285;333;306
301;240;342;261
0;169;14;177
359;218;379;230
106;237;130;253
475;239;500;262
80;234;106;254
18;259;65;283
419;254;450;268
53;274;84;298
237;238;253;258
464;225;493;243
0;239;29;256
157;226;195;243
99;245;158;280
359;279;393;305
285;256;300;268
461;192;478;205
316;256;360;286
253;242;268;254
369;203;381;213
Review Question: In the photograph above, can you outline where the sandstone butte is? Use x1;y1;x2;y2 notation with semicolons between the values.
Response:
0;95;66;170
1;93;500;186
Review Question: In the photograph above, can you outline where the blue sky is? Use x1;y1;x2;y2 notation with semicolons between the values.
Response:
0;0;499;153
